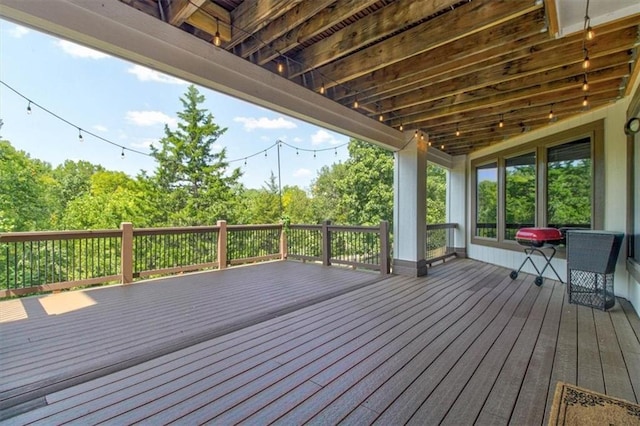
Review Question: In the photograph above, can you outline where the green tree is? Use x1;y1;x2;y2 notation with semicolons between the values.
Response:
426;163;447;224
60;171;152;229
282;185;314;224
0;141;52;231
150;85;242;225
242;172;282;224
310;162;349;223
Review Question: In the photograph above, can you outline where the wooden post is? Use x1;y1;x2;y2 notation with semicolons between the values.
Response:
280;224;288;260
322;220;332;266
120;222;133;284
217;220;227;269
380;220;390;274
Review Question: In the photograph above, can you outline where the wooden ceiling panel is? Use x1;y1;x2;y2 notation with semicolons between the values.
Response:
122;0;640;156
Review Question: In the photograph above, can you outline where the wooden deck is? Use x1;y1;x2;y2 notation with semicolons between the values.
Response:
1;258;639;425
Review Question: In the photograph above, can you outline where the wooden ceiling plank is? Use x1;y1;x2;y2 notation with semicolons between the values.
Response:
372;37;634;115
331;9;549;101
253;0;381;66
234;0;336;59
389;78;623;127
312;0;542;88
422;90;625;134
186;9;231;41
228;0;304;49
167;0;206;26
286;0;461;78
331;12;639;102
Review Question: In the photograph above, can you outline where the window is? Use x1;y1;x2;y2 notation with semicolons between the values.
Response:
547;138;591;229
476;162;497;238
505;152;536;240
471;121;603;251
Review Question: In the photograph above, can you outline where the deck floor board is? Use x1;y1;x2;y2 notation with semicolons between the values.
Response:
1;258;639;425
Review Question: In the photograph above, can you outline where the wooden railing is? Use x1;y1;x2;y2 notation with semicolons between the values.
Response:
426;223;458;264
287;221;390;273
0;220;390;297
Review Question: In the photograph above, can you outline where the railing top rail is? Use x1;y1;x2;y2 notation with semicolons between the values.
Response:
133;225;221;236
328;224;380;232
426;223;458;230
0;229;122;242
227;224;283;231
289;224;321;230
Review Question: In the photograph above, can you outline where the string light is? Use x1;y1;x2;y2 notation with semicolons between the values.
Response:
213;18;221;47
548;105;554;120
582;96;589;108
313;150;316;158
584;0;594;41
582;50;590;70
121;147;125;159
455;124;460;137
399;123;403;132
277;61;284;74
586;25;595;41
353;98;359;109
440;144;445;150
334;148;337;156
499;114;504;128
3;80;147;158
582;75;589;91
319;82;325;95
378;114;383;122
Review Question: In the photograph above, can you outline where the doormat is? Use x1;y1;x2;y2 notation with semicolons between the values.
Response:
548;382;640;425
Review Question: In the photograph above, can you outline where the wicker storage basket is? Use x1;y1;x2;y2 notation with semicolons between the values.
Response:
566;231;624;310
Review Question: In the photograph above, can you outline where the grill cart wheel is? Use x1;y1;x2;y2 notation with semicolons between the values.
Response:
510;270;518;279
535;276;543;286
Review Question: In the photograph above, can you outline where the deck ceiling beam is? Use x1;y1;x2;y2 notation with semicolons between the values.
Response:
309;0;542;88
0;0;404;151
234;0;336;59
371;43;633;117
228;0;303;49
286;0;461;79
328;9;549;102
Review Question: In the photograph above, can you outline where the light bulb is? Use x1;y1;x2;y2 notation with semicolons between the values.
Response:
214;32;221;47
456;129;460;137
121;148;125;159
499;120;504;128
583;56;590;70
379;114;383;122
399;123;403;132
586;26;595;41
78;129;83;142
27;102;32;114
277;62;284;73
582;96;589;107
320;83;325;95
582;78;589;92
548;110;554;120
353;99;359;108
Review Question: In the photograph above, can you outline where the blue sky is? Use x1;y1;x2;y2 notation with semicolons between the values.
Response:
0;19;351;190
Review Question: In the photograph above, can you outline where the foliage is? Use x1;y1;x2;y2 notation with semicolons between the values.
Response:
0;141;52;231
149;84;242;225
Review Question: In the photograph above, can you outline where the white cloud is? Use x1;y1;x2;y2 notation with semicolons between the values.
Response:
311;129;344;146
130;138;156;149
126;110;177;127
127;65;187;85
8;25;29;38
56;40;109;59
93;124;108;132
293;168;312;178
293;137;303;143
233;116;297;131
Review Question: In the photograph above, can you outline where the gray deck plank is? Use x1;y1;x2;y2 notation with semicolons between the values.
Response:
609;303;640;403
473;277;555;425
594;309;637;403
439;281;540;425
2;259;639;426
509;281;565;425
577;305;605;393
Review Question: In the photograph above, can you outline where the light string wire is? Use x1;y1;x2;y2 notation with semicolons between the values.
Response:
0;79;348;164
188;0;403;127
1;79;150;157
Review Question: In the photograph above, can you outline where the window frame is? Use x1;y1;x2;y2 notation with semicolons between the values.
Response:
470;120;604;254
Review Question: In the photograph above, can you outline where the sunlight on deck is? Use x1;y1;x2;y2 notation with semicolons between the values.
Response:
38;291;97;316
0;299;28;323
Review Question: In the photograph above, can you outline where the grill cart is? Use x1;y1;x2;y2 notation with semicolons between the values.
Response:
510;227;564;287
